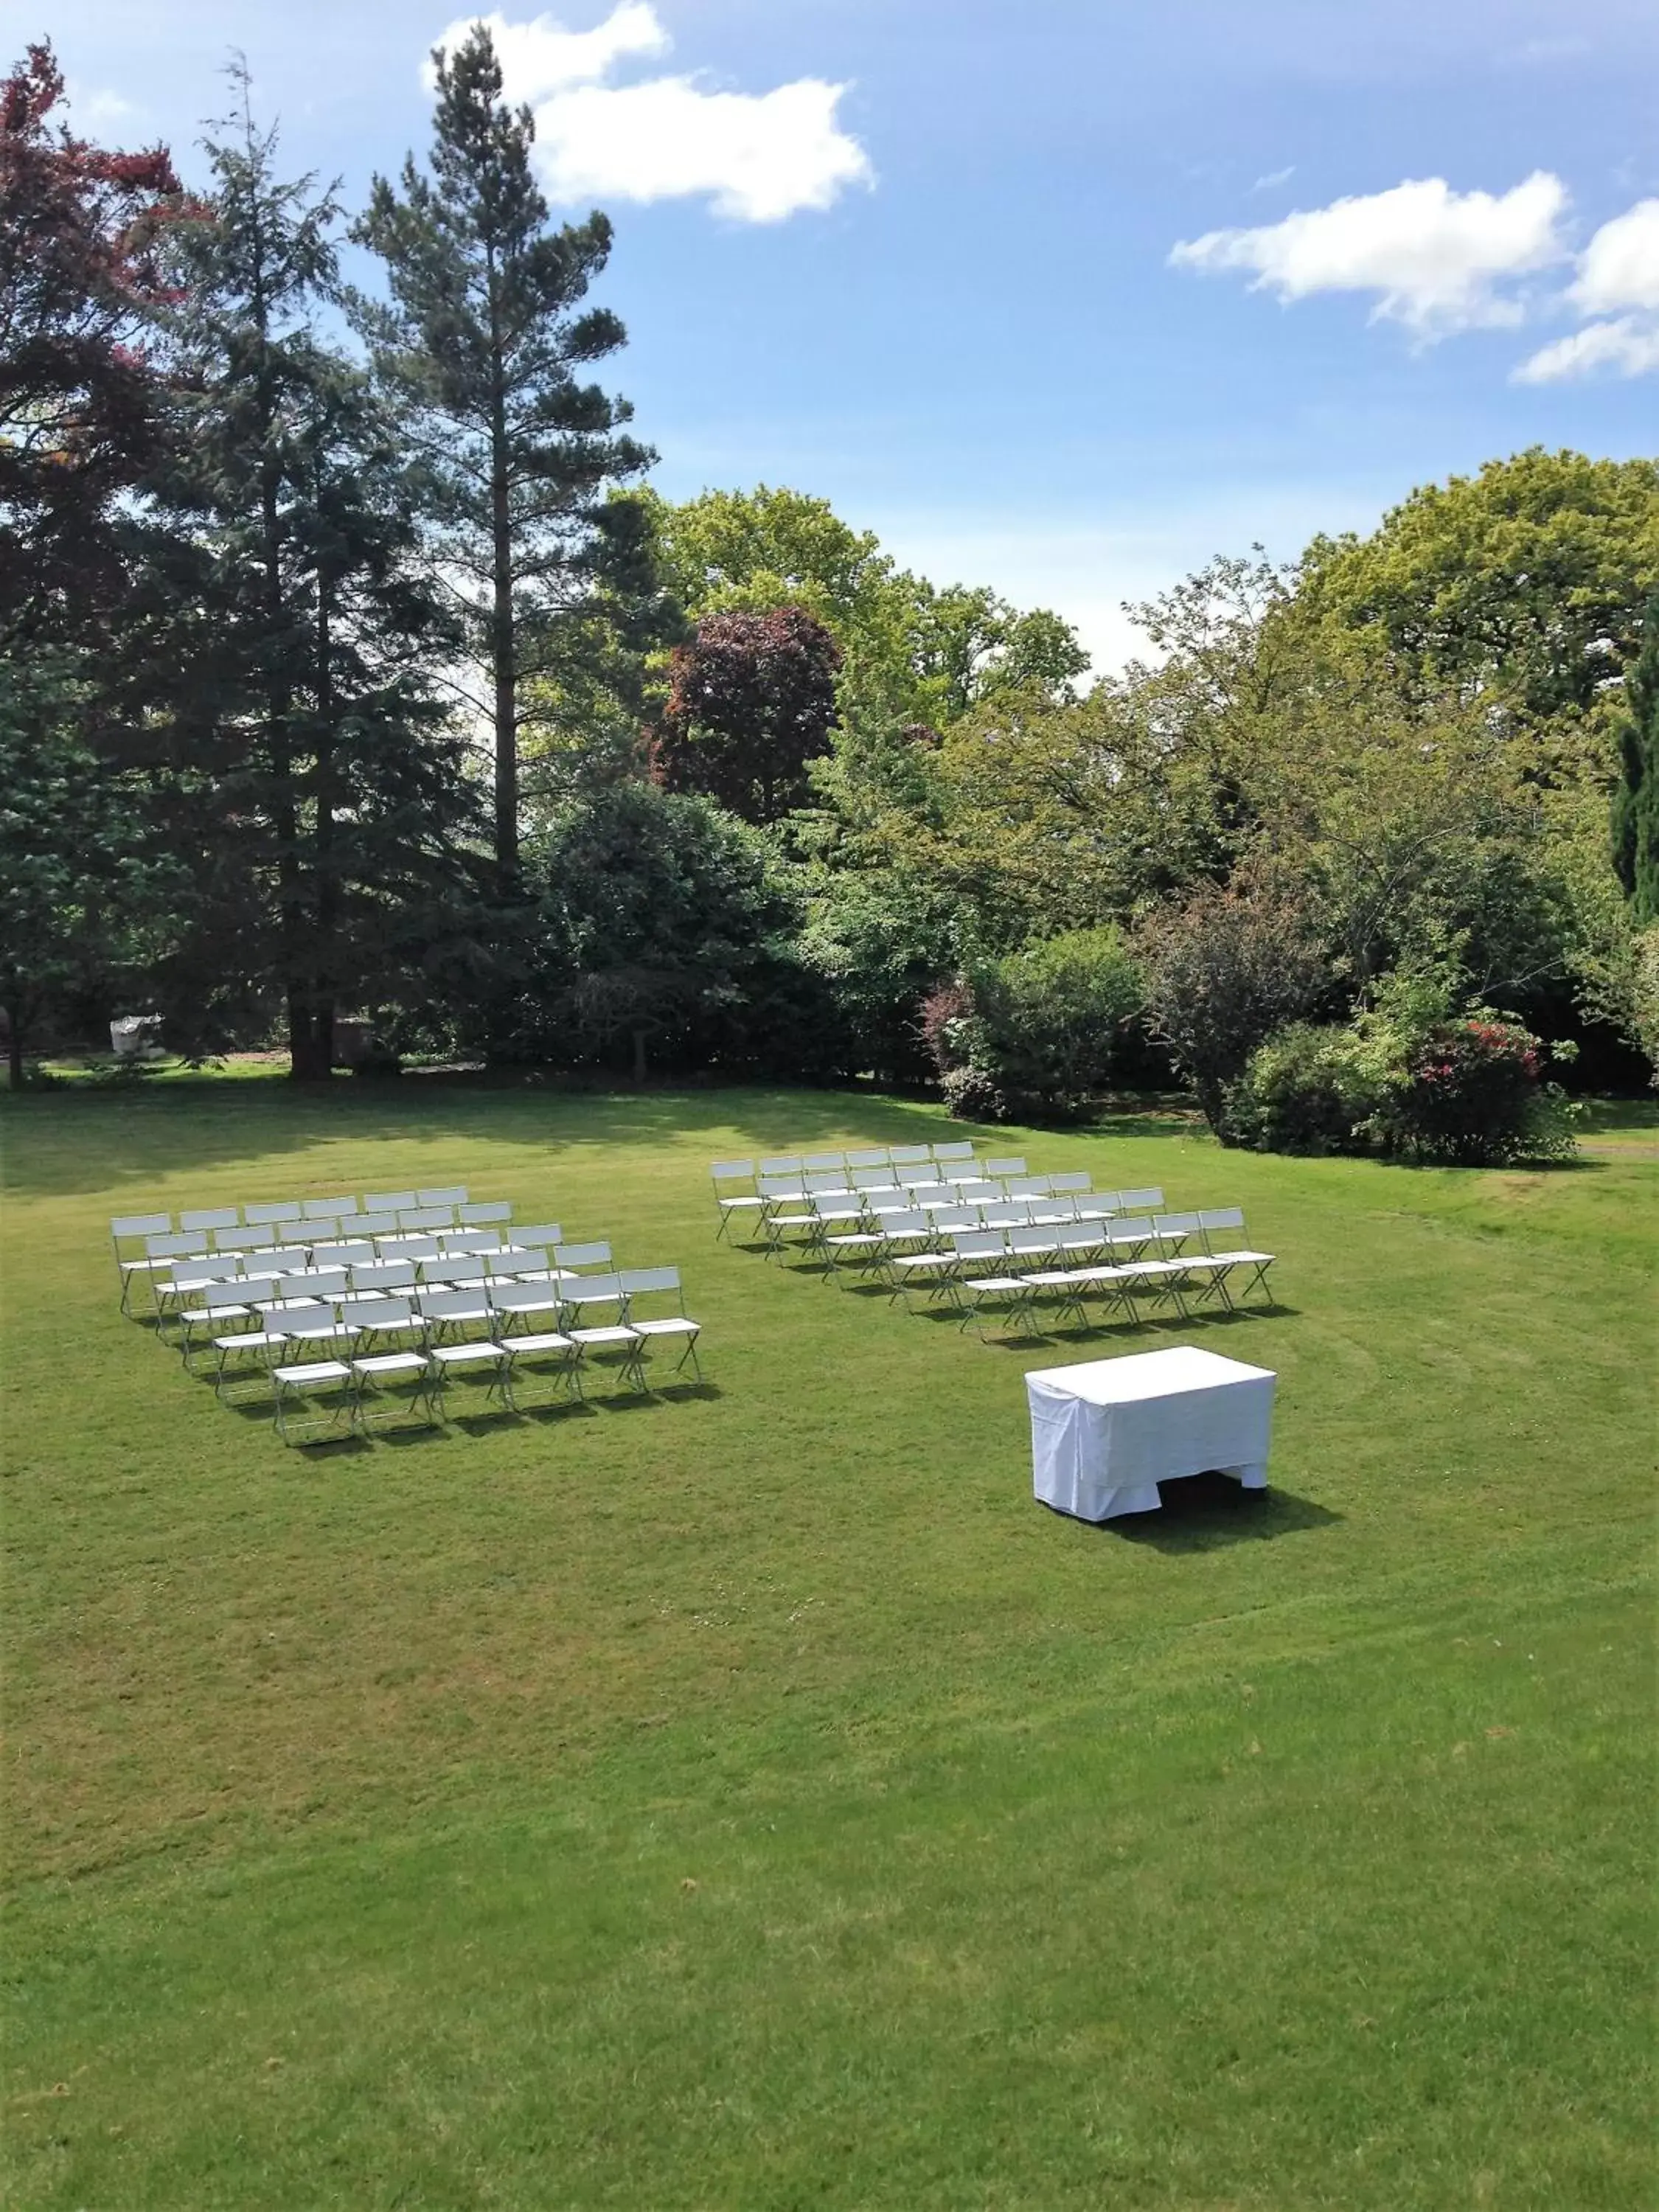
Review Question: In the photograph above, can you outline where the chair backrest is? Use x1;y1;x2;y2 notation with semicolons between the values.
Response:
509;1222;562;1250
1199;1207;1245;1233
417;1186;467;1206
757;1155;802;1175
341;1295;413;1329
301;1197;358;1220
1080;1190;1120;1214
299;1267;348;1300
981;1158;1026;1178
882;1210;929;1237
214;1225;276;1251
204;1278;262;1314
234;1275;279;1309
1119;1187;1163;1211
553;1241;611;1270
424;1255;486;1285
710;1159;753;1183
173;1262;243;1293
955;1230;1006;1259
934;1207;978;1234
1111;1216;1152;1240
956;1180;1001;1204
400;1206;454;1231
442;1230;501;1255
483;1251;531;1278
803;1172;844;1193
618;1265;679;1297
363;1191;418;1213
354;1212;399;1239
352;1261;416;1292
813;1199;863;1224
757;1177;798;1200
312;1241;375;1268
802;1150;845;1172
1037;1194;1079;1221
148;1231;206;1259
844;1149;890;1169
936;1141;978;1164
1006;1177;1053;1197
1011;1229;1062;1256
458;1200;512;1225
276;1221;316;1244
380;1235;438;1261
850;1167;891;1189
1049;1171;1092;1193
243;1202;302;1225
111;1211;172;1242
417;1289;482;1321
902;1177;950;1200
887;1144;931;1166
274;1299;335;1332
565;1270;622;1301
490;1282;554;1315
983;1202;1026;1228
1155;1212;1200;1235
181;1207;240;1234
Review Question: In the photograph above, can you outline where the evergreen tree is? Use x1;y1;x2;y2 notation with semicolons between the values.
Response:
147;79;481;1077
1612;596;1659;924
352;25;653;895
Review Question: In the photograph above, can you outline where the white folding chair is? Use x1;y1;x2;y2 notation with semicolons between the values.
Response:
213;1225;276;1253
179;1273;271;1371
209;1281;289;1399
844;1149;891;1171
243;1202;302;1226
489;1281;568;1335
420;1254;487;1293
616;1267;701;1386
549;1240;611;1276
442;1230;502;1256
417;1186;468;1207
350;1260;417;1294
710;1161;761;1241
954;1234;1037;1338
886;1145;931;1167
982;1157;1026;1179
353;1212;400;1239
399;1206;454;1231
147;1235;211;1324
458;1200;512;1227
932;1141;976;1165
801;1150;846;1173
504;1222;563;1258
362;1191;419;1214
1100;1215;1156;1260
262;1267;349;1313
562;1273;644;1391
757;1154;803;1178
312;1239;375;1269
111;1213;178;1310
380;1235;439;1263
267;1297;358;1358
417;1285;495;1346
1191;1209;1276;1308
1152;1212;1200;1253
301;1197;358;1222
1074;1188;1119;1220
350;1346;440;1433
498;1324;583;1412
1119;1187;1164;1212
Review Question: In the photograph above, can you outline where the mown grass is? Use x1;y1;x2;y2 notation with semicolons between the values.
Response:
1;1076;1654;2209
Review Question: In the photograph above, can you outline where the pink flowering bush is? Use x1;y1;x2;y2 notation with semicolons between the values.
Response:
1377;1012;1577;1166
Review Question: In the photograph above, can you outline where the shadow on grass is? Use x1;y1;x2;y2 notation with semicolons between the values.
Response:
1106;1470;1341;1551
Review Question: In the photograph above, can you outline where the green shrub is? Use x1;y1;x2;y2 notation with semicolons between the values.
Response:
925;928;1145;1121
1223;1024;1381;1155
1375;1015;1579;1166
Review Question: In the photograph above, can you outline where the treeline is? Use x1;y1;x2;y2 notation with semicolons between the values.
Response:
4;33;1658;1127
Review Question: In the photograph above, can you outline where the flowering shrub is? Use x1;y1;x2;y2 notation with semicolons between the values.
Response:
1222;1023;1382;1155
1382;1015;1576;1165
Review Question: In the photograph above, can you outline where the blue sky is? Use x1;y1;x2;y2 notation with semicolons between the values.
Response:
35;0;1659;667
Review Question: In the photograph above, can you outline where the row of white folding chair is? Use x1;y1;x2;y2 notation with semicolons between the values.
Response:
113;1202;509;1301
163;1241;612;1321
126;1218;560;1308
751;1142;980;1176
111;1189;473;1246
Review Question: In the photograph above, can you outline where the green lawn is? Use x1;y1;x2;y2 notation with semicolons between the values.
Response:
2;1077;1654;2210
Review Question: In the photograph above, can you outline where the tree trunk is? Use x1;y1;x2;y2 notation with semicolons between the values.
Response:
288;993;333;1081
490;391;518;897
5;1001;23;1091
632;1026;647;1084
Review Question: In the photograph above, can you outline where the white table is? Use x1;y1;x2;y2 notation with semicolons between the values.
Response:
1026;1346;1276;1523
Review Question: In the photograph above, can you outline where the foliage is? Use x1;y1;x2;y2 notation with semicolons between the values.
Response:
1301;448;1659;726
926;928;1144;1121
145;88;485;1079
653;605;842;825
1134;881;1327;1133
352;23;654;888
1222;1023;1382;1155
1347;973;1580;1165
0;41;184;646
794;869;957;1082
498;780;838;1077
1610;594;1659;925
0;658;185;1086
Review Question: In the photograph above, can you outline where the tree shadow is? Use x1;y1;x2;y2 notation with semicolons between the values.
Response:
1101;1470;1341;1552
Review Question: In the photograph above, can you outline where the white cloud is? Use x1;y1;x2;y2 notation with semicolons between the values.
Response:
1170;172;1571;335
427;5;667;99
1514;315;1659;383
425;7;873;223
66;81;139;132
1569;198;1659;314
1251;166;1295;194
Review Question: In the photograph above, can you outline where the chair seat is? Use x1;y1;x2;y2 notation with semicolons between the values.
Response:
570;1324;640;1348
1020;1270;1078;1289
633;1316;698;1338
717;1194;764;1211
272;1360;353;1386
1207;1247;1274;1265
280;1323;358;1346
509;1332;576;1354
215;1328;287;1352
352;1352;427;1377
429;1341;507;1367
964;1275;1028;1296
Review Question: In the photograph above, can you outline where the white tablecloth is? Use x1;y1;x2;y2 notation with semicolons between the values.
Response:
1026;1346;1276;1522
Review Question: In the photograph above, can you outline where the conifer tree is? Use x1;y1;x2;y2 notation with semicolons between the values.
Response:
148;77;481;1077
352;25;653;894
1612;596;1659;924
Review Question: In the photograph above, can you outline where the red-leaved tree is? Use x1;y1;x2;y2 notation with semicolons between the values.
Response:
653;605;841;824
0;41;184;641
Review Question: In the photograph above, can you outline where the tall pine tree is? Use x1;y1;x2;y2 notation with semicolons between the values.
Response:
147;78;482;1077
1612;595;1659;925
352;25;653;896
